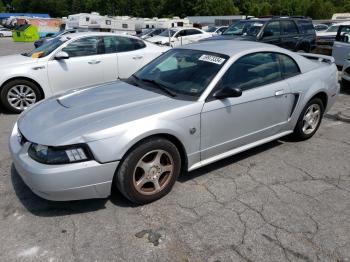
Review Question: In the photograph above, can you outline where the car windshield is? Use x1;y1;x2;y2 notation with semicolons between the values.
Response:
206;26;218;32
159;29;177;37
138;29;153;36
50;31;64;37
22;37;67;58
131;49;228;100
326;25;339;32
223;20;265;36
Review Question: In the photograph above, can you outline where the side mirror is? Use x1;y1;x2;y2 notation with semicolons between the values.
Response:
262;30;273;38
54;51;69;60
213;87;242;99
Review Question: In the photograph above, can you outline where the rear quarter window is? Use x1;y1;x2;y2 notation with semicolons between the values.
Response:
279;54;300;78
116;37;146;52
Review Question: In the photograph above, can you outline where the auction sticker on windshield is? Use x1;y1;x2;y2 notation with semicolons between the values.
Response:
199;54;226;65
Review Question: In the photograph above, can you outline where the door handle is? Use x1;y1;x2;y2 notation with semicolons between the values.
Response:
132;55;143;60
275;90;284;96
88;60;101;64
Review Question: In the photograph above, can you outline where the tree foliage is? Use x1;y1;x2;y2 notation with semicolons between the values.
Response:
0;1;5;12
3;0;349;19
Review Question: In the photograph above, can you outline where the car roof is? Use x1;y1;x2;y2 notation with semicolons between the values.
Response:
60;31;139;40
169;27;203;31
332;21;350;26
179;40;285;57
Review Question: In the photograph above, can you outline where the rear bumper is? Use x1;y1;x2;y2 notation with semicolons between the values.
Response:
9;123;119;201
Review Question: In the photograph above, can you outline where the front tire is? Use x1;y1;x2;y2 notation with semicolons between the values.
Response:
115;137;181;204
0;79;42;113
293;98;324;140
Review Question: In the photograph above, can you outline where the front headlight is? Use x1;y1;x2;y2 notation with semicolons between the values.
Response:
28;143;92;165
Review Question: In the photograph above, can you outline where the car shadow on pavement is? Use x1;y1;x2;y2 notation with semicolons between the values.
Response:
179;140;283;183
340;81;350;95
0;106;15;115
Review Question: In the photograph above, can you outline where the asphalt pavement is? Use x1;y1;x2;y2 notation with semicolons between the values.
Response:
0;37;350;262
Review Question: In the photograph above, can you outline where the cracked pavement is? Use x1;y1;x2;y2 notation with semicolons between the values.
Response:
0;38;350;262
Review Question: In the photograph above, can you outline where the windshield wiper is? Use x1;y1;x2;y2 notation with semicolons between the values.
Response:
138;77;177;97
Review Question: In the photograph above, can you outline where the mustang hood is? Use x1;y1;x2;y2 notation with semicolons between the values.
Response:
18;81;191;146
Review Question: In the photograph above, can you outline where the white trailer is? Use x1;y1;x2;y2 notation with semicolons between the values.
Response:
65;12;118;32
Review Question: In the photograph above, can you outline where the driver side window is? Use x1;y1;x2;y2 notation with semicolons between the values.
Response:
220;52;282;91
264;21;281;37
62;36;102;58
176;30;186;37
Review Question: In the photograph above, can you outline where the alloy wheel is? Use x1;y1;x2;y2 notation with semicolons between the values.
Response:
7;85;37;111
302;104;321;135
133;150;174;195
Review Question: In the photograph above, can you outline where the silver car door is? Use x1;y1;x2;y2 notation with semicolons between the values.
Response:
200;52;294;161
332;25;350;67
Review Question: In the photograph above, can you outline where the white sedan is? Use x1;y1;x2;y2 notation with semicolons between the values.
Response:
147;27;212;47
0;28;12;37
0;32;169;113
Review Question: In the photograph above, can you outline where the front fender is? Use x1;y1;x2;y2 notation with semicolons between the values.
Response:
87;114;201;166
0;64;51;97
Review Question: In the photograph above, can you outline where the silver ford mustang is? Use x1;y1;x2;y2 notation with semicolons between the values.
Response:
10;41;339;204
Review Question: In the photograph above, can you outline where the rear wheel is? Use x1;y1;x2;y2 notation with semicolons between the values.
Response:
0;79;42;113
115;137;181;204
0;34;4;37
293;98;324;140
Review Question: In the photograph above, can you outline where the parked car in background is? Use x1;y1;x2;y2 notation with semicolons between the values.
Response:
147;27;212;47
204;17;316;53
10;41;339;204
137;28;166;40
332;25;350;67
0;32;169;113
316;22;350;44
314;24;329;32
34;29;88;48
205;26;228;35
0;28;12;37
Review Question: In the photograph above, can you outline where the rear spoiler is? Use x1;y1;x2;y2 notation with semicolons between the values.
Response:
298;53;335;64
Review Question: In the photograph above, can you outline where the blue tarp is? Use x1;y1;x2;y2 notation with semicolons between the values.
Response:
0;13;50;19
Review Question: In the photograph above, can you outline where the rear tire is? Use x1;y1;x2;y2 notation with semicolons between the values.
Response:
292;98;324;140
115;137;181;204
0;34;4;37
0;79;42;113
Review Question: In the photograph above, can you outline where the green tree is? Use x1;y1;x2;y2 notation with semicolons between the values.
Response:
6;0;350;20
307;0;335;19
0;1;5;12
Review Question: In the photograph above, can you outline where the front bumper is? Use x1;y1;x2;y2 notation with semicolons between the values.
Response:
9;124;119;201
